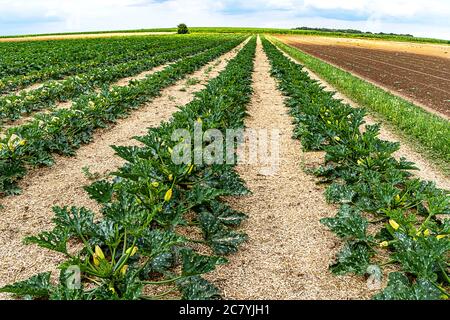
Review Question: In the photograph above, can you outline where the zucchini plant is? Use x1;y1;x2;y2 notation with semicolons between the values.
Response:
262;36;449;300
0;36;246;196
0;36;257;300
0;36;204;93
0;35;235;122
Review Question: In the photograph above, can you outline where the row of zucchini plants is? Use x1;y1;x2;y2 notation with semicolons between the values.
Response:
262;36;449;300
0;36;184;92
0;36;246;196
0;36;228;122
0;37;257;300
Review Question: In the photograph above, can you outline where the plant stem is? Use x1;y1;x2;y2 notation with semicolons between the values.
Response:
439;263;450;285
432;281;449;296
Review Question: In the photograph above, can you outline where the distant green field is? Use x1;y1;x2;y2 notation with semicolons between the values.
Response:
0;28;174;38
2;27;449;45
191;27;450;44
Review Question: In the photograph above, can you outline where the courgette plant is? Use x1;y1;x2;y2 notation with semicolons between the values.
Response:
0;36;257;300
0;35;246;196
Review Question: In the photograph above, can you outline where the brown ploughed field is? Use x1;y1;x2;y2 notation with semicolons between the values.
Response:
279;36;450;118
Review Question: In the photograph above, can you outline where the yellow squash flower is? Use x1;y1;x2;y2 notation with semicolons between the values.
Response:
436;234;446;240
151;181;159;188
120;265;128;276
389;219;400;230
423;229;430;237
95;245;105;260
125;246;138;257
164;188;173;202
93;254;100;266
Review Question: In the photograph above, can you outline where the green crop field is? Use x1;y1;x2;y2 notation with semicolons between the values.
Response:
0;27;448;303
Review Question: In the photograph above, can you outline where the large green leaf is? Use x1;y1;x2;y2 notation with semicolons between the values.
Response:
84;180;114;204
24;227;69;254
325;183;356;204
392;233;450;281
373;272;442;300
184;184;224;207
176;276;221;300
91;219;121;247
117;272;144;300
321;205;368;241
102;192;151;235
199;200;247;227
49;269;86;300
330;242;373;275
180;249;227;277
198;211;247;255
0;272;52;298
139;229;185;258
52;206;95;237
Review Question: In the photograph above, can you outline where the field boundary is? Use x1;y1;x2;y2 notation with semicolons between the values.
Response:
279;38;450;119
2;27;449;45
0;32;176;42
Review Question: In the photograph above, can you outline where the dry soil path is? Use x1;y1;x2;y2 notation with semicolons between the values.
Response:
207;37;372;300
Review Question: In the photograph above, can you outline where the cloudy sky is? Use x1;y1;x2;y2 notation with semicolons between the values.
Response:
1;0;449;39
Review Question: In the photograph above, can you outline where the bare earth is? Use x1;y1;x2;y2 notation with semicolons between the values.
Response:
0;32;175;42
278;35;450;59
206;37;372;300
269;37;450;190
0;39;248;299
278;36;450;119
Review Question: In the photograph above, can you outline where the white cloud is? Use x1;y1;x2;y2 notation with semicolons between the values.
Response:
0;0;449;39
